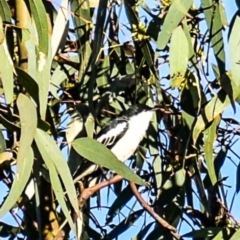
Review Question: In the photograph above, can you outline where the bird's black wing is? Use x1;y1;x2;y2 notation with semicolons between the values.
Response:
96;117;128;149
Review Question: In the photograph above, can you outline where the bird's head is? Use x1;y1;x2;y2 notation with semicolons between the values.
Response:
125;104;158;117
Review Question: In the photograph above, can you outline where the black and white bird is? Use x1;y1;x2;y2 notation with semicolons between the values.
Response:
74;104;158;182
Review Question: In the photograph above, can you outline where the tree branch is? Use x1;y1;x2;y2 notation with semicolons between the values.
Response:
129;181;183;240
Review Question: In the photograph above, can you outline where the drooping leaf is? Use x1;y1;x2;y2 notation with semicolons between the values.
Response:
229;14;240;87
0;0;11;22
34;128;79;217
72;138;145;185
157;0;193;50
0;39;14;104
0;148;34;217
51;0;69;59
16;94;37;167
42;154;76;234
202;0;225;74
26;0;49;55
16;67;39;105
203;115;220;186
169;26;189;79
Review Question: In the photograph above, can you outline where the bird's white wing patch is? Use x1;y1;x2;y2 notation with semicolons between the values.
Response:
97;122;127;147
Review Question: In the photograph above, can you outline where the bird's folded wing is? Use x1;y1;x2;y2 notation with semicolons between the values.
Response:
96;118;128;149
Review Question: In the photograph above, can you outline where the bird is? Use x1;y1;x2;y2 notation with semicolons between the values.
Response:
73;104;158;182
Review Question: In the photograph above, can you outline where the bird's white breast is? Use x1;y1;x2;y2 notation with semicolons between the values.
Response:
111;111;154;162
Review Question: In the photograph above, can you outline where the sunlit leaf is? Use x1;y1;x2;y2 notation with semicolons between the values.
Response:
72;138;146;185
204;115;220;186
0;39;14;104
51;0;69;58
0;148;34;217
26;0;49;55
157;0;193;50
170;26;189;79
202;0;225;74
34;128;79;216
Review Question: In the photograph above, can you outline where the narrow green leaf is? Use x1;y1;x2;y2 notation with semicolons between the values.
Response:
72;138;146;185
0;130;6;153
0;0;11;22
43;155;76;234
36;45;51;120
0;40;14;104
27;0;49;55
157;0;193;50
51;0;69;59
170;26;189;78
16;67;39;105
193;74;239;143
230;229;240;240
203;115;220;186
202;0;225;74
219;2;228;26
34;128;79;216
16;94;37;165
0;148;34;217
229;15;240;86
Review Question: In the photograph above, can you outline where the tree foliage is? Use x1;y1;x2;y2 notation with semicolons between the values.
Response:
0;0;240;239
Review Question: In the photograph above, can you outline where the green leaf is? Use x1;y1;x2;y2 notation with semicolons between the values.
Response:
229;14;240;87
72;138;146;185
34;128;79;217
27;0;49;55
43;154;76;234
0;94;37;216
16;67;39;105
0;0;11;22
0;130;6;153
169;26;189;78
203;115;220;186
36;45;51;120
16;94;37;166
202;0;225;74
192;73;239;144
0;148;34;217
157;0;193;50
230;229;240;240
51;0;69;58
0;40;14;104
